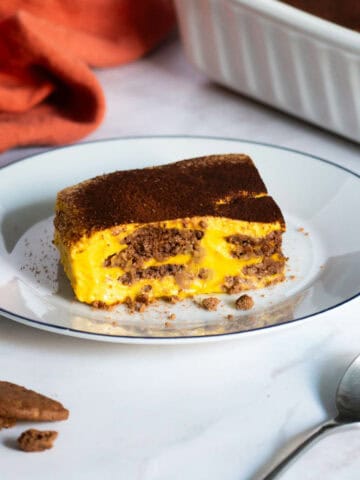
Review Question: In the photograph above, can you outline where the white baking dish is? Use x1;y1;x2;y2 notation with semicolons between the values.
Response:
174;0;360;142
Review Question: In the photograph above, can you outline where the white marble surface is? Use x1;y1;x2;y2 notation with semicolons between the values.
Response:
1;37;360;479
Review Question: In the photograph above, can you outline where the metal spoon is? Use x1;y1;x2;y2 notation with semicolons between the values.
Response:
260;353;360;479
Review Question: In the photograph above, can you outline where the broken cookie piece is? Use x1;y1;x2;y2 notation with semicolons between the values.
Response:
235;294;254;311
0;417;16;430
0;381;69;421
17;429;58;452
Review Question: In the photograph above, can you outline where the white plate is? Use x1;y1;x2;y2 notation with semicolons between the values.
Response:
0;136;359;344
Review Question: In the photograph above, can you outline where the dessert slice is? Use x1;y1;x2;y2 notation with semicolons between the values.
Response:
54;154;286;308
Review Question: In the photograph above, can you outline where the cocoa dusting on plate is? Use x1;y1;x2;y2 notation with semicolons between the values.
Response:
198;268;210;280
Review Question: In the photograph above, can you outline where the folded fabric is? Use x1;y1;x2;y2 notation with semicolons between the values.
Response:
0;0;176;153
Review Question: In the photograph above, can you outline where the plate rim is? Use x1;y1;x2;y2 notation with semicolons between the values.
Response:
1;134;359;343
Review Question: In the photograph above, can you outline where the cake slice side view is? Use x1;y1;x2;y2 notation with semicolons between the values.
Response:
53;154;286;308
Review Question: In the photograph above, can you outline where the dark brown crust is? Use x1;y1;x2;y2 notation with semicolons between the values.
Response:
281;1;360;31
54;154;285;245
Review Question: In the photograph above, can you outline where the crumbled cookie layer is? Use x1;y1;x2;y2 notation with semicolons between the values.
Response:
105;227;204;270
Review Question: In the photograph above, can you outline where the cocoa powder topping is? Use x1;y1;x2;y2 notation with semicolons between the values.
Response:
55;154;285;245
105;227;203;270
226;231;282;259
242;258;285;276
119;264;185;285
0;417;16;430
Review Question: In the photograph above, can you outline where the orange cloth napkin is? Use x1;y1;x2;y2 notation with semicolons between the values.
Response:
0;0;176;153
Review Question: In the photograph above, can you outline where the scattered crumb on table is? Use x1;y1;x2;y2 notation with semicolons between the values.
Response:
17;429;58;452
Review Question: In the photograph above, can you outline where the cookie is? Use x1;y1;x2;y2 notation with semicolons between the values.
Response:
0;417;16;430
17;429;58;452
0;381;69;421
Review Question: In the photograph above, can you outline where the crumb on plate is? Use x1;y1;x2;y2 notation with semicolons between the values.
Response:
201;297;220;311
235;294;254;311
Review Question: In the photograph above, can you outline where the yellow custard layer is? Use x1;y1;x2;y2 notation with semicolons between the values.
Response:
54;217;285;306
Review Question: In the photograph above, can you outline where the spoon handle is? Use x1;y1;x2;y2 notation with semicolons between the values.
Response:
259;419;340;479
